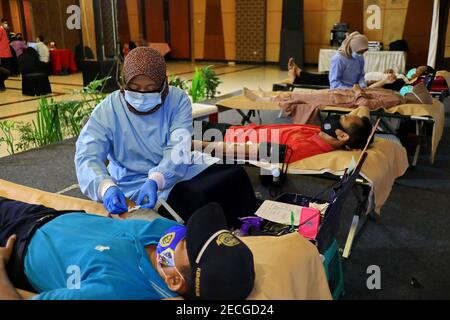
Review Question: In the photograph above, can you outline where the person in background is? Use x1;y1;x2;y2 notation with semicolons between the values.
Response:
35;35;50;74
122;41;138;58
329;31;369;89
10;34;27;58
0;18;12;73
0;66;10;92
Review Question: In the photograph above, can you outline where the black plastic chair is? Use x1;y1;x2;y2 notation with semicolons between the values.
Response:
19;48;52;96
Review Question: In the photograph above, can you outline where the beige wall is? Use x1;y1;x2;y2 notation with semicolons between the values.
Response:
193;0;206;59
80;0;97;59
126;0;140;42
8;0;21;34
304;0;343;64
364;0;409;46
221;0;235;61
303;0;410;64
265;0;282;62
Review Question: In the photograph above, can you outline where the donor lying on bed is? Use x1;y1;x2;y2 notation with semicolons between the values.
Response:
244;82;433;124
0;199;255;300
199;113;374;163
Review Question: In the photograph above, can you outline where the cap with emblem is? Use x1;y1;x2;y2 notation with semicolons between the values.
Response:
186;202;255;300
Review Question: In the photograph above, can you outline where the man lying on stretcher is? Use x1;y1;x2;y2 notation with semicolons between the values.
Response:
196;113;374;164
0;199;255;300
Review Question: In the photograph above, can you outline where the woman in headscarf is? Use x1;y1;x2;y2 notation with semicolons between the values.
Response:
75;47;258;226
329;31;369;89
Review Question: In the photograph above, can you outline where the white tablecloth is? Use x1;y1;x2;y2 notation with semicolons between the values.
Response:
318;49;406;74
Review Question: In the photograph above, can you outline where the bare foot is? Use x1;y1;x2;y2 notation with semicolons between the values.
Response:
258;87;274;98
243;87;262;101
288;58;302;83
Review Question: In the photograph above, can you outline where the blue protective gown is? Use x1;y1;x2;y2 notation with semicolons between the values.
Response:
75;87;217;203
329;53;366;89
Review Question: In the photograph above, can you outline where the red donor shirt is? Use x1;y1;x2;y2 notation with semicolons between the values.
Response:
225;124;336;163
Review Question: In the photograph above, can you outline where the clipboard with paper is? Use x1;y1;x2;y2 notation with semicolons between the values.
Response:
254;200;321;240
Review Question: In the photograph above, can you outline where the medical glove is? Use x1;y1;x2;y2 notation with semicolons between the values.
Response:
103;186;128;215
136;179;159;209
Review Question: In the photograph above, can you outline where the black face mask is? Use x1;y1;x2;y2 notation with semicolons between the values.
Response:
321;115;345;139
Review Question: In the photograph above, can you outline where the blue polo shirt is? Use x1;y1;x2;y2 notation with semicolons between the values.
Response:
24;213;180;300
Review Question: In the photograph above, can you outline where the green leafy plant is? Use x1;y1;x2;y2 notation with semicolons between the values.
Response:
189;68;206;103
0;78;110;158
200;66;221;99
169;75;189;91
75;77;110;113
31;97;64;148
15;121;38;152
0;120;16;155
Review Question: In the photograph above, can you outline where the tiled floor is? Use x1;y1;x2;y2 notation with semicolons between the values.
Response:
0;62;290;157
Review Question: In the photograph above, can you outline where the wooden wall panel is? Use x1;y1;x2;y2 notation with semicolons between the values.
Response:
145;0;165;43
80;0;97;59
203;0;225;60
193;0;206;59
117;0;131;43
169;0;190;59
266;0;282;62
304;0;343;64
24;0;81;51
403;0;433;67
221;0;235;61
126;0;140;42
341;0;364;33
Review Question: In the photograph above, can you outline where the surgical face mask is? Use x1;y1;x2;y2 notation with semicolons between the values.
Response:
156;225;187;282
400;85;414;97
321;115;346;139
352;51;362;59
124;80;165;113
406;68;417;79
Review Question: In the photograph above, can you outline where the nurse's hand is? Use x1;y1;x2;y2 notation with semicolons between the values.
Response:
103;186;128;215
136;179;158;209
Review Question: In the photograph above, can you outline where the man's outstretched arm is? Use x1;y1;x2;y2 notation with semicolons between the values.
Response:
0;235;22;300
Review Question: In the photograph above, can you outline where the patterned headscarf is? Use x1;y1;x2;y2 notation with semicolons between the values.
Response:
339;31;368;59
123;47;169;102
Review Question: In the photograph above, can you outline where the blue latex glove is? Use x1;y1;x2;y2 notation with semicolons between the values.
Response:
103;186;128;215
136;179;159;209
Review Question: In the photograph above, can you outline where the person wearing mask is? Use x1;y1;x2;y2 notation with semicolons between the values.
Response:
329;31;369;89
0;19;12;73
0;199;255;300
75;47;259;227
